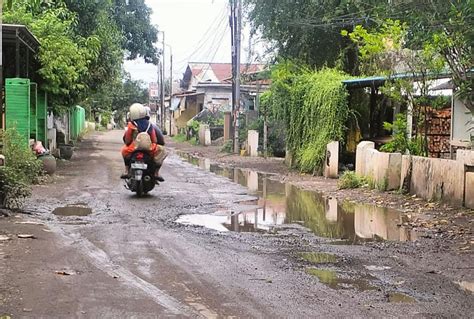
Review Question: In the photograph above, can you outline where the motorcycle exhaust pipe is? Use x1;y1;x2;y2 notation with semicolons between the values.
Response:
144;175;151;182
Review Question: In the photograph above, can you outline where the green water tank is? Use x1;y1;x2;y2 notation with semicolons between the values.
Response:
5;78;31;145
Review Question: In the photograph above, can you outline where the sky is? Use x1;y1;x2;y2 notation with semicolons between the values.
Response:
123;0;265;85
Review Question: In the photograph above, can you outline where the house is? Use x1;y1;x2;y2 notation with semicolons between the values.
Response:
342;71;472;159
1;24;87;154
170;62;268;135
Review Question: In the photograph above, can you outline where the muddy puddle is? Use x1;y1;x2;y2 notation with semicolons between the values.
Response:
305;268;376;291
387;292;416;303
178;153;418;243
52;204;92;217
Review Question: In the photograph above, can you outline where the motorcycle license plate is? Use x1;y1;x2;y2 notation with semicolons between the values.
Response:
131;163;147;169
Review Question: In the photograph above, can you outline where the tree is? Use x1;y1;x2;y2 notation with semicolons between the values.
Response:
113;0;159;64
343;19;447;156
111;72;149;118
3;1;100;112
63;0;124;103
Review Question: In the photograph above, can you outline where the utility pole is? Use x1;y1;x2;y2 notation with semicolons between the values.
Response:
169;49;173;135
157;60;162;123
0;5;3;130
230;0;241;154
161;31;166;131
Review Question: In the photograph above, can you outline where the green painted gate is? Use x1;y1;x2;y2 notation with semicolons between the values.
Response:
70;105;86;140
5;78;30;145
30;82;38;140
37;91;48;148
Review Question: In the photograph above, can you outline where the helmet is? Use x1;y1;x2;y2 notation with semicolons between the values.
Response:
144;106;151;118
129;103;146;121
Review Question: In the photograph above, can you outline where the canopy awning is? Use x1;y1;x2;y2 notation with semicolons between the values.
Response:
170;97;181;111
2;24;41;53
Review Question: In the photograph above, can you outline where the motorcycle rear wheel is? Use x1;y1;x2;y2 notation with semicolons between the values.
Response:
136;180;144;197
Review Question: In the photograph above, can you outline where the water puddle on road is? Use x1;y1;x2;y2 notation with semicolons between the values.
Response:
299;252;338;264
178;153;419;243
305;268;376;291
52;205;92;217
387;292;416;303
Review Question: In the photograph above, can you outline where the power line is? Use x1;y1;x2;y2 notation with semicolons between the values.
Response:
174;3;229;65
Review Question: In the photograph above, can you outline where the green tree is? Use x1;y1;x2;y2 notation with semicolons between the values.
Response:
3;1;100;112
111;72;149;119
343;19;447;156
113;0;159;64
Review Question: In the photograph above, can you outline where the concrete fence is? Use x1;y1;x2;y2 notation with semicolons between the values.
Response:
355;142;402;190
198;124;211;146
355;141;474;208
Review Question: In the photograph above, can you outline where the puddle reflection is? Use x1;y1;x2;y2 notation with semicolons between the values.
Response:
305;268;376;291
52;205;92;216
178;154;418;243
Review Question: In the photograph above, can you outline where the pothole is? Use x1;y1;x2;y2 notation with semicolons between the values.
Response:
299;252;338;264
387;292;416;303
305;268;376;291
52;205;92;217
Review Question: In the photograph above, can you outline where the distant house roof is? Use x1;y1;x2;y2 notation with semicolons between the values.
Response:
180;62;266;89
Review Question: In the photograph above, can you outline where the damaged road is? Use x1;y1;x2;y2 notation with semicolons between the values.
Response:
1;130;473;318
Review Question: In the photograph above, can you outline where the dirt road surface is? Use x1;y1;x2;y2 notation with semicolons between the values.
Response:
1;130;473;318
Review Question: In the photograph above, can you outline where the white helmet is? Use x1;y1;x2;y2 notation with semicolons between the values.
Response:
144;106;151;118
129;103;147;121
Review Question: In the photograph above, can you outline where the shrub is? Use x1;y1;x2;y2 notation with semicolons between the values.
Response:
3;128;43;183
338;171;365;189
0;167;32;209
221;140;233;153
172;134;187;143
0;128;43;209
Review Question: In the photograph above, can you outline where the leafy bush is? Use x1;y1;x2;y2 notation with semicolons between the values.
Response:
380;113;423;155
338;171;365;189
264;61;350;173
101;111;112;127
0;128;44;209
187;120;200;137
3;128;43;183
0;167;32;209
221;140;233;153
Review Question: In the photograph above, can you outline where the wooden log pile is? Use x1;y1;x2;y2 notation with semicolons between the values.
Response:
426;107;451;158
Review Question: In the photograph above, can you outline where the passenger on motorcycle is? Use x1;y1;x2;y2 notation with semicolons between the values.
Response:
143;106;165;146
120;103;167;182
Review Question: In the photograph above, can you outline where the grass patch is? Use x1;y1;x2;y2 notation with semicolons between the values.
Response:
338;171;365;189
220;140;233;153
172;134;187;143
300;252;338;264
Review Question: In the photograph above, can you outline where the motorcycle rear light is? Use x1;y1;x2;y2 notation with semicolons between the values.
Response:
136;152;144;160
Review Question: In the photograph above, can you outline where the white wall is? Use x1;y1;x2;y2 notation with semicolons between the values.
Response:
452;96;472;144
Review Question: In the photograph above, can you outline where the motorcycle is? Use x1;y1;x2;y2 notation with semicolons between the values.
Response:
125;150;157;196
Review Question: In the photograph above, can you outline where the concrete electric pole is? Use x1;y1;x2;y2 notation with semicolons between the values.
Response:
230;0;241;154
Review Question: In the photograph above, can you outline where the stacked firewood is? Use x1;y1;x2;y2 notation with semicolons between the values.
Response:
426;107;451;158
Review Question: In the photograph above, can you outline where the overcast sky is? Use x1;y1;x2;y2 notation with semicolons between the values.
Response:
124;0;230;85
123;0;265;85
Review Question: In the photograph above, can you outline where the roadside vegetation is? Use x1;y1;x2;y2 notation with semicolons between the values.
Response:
0;128;44;209
3;0;156;119
243;0;472;172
